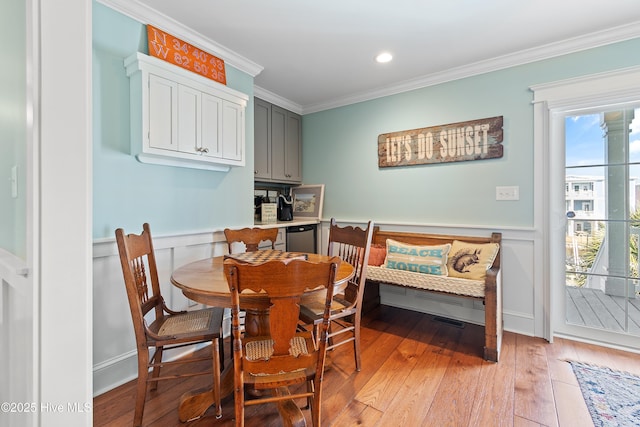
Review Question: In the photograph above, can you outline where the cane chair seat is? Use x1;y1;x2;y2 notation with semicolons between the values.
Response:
154;308;222;338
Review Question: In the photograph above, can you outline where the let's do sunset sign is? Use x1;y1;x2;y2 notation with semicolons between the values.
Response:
147;25;227;85
378;116;504;168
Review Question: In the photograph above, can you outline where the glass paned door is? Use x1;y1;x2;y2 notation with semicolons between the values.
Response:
564;106;640;336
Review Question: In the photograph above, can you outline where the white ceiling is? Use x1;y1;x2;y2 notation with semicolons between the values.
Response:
108;0;640;113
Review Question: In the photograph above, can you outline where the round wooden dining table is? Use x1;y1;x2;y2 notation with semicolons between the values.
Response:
170;252;354;423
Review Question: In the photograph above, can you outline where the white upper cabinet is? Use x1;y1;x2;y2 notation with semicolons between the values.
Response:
125;53;248;171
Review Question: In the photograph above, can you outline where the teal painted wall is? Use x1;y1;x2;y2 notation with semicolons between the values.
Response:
303;38;640;228
0;0;26;258
92;2;255;239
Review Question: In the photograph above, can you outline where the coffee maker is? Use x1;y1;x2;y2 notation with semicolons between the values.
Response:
278;194;293;221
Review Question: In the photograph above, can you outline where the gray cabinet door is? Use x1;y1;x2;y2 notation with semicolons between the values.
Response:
271;105;288;181
254;98;271;179
285;111;302;182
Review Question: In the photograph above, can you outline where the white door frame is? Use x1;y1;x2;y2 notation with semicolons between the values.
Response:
531;66;640;350
21;1;93;426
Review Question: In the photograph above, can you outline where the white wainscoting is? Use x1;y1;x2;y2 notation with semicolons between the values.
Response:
93;222;539;396
0;249;34;427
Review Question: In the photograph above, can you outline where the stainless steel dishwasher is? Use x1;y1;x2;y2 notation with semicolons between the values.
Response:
286;224;318;254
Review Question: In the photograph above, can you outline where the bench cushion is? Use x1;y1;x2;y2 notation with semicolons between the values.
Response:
366;265;485;298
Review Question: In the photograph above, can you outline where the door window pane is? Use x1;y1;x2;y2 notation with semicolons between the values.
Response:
565;107;640;335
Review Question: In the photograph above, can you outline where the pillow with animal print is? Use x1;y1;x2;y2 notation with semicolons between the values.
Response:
446;240;499;280
384;239;451;276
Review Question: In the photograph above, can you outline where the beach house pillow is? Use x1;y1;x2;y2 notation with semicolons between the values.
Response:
384;239;451;276
446;240;499;280
367;244;387;266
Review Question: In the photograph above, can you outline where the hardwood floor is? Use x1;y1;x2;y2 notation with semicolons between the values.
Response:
93;305;640;426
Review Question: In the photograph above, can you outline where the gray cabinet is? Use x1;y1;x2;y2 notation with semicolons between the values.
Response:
254;98;302;183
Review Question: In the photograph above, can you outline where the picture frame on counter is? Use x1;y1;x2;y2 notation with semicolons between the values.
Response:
292;184;324;219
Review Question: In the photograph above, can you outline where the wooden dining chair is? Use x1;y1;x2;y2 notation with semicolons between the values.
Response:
115;223;225;426
298;218;374;371
223;256;340;427
224;227;279;334
224;227;279;253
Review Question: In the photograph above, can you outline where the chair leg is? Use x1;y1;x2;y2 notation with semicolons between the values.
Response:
353;313;362;372
327;322;334;348
212;338;222;419
149;346;163;391
133;351;150;427
311;379;321;427
304;379;314;411
219;330;225;371
233;358;244;426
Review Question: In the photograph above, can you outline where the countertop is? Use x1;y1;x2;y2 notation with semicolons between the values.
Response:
254;218;320;229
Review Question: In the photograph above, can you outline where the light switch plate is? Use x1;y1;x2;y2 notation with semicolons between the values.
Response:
496;186;519;201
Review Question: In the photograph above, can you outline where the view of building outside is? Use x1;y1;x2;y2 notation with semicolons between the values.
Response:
565;108;640;295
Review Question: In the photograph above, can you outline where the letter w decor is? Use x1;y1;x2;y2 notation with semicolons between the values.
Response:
378;116;503;168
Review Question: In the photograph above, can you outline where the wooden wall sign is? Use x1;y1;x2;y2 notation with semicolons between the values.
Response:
146;25;227;85
378;116;503;168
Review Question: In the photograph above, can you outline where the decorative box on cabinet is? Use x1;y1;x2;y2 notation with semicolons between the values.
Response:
125;53;248;172
254;97;302;183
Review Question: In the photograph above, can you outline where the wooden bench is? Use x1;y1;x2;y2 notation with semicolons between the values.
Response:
364;228;502;362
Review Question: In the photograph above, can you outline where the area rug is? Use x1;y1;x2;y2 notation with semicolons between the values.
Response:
568;360;640;426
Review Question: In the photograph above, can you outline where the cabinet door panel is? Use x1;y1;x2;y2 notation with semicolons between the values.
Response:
177;84;200;154
285;111;302;182
201;93;222;158
254;98;271;179
149;74;177;151
222;101;243;161
271;105;287;181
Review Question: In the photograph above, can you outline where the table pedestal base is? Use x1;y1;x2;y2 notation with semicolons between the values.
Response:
178;363;306;425
274;387;307;427
178;364;233;422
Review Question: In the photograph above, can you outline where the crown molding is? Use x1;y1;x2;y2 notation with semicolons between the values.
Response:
302;21;640;114
253;86;303;114
97;0;264;78
96;0;640;115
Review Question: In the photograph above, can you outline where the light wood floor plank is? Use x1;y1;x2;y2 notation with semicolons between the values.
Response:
513;334;559;427
552;380;593;427
93;305;640;427
468;331;516;427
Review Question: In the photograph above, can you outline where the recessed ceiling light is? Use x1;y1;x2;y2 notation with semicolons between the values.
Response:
375;52;393;63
